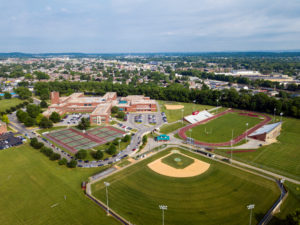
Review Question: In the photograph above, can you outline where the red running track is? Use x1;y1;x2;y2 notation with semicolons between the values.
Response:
178;109;272;147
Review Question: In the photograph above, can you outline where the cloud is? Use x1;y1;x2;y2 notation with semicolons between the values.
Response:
0;0;299;52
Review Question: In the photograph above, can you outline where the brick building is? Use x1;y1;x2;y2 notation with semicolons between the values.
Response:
44;92;157;125
0;121;7;135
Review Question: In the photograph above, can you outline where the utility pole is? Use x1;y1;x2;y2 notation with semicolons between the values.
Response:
247;204;255;225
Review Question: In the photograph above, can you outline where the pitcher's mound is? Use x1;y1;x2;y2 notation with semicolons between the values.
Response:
165;104;184;110
148;152;210;178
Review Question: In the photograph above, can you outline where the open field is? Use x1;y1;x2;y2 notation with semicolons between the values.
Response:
0;144;119;225
0;98;23;113
189;112;261;143
159;100;214;123
215;117;300;180
159;121;188;134
92;148;279;225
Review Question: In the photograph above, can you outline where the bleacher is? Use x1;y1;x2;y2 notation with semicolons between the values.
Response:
184;110;213;124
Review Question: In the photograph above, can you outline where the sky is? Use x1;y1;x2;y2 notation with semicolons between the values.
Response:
1;0;300;53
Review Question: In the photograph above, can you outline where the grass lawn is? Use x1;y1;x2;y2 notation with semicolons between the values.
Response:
117;159;131;167
92;148;279;225
159;100;214;123
0;98;23;113
159;121;188;134
216;117;300;180
36;126;68;135
189;112;261;143
161;153;194;169
0;144;119;225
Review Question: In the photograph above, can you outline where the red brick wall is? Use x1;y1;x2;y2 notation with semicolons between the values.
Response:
51;92;60;104
0;123;7;135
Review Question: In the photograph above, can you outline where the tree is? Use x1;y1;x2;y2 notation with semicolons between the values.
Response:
75;149;87;159
58;158;68;165
40;100;48;108
50;153;61;160
15;87;32;99
49;112;61;123
4;92;11;99
77;118;90;130
287;208;300;225
1;114;9;124
116;111;125;120
67;160;77;168
34;71;50;80
39;117;53;128
26;104;40;118
24;116;36;127
16;110;29;123
106;144;116;155
36;114;44;124
122;134;131;142
142;135;148;144
111;106;119;114
93;150;103;160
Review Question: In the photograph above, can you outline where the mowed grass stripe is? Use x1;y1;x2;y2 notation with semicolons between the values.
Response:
92;149;279;225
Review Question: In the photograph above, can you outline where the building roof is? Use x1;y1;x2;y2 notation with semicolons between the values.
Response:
249;122;282;136
91;103;111;116
184;110;213;124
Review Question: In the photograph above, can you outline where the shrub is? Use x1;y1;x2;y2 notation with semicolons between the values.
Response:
58;158;68;165
67;160;77;168
122;135;131;142
50;153;61;160
106;144;116;155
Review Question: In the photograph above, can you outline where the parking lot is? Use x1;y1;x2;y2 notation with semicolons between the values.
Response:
0;132;25;150
58;113;90;126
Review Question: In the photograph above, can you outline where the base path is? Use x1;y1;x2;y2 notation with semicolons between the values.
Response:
147;152;210;178
178;109;272;147
164;104;184;110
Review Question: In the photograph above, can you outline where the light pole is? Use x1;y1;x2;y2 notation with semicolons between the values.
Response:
247;204;255;225
280;112;283;122
273;108;276;122
231;129;234;163
159;205;167;225
118;139;121;152
181;109;184;125
216;99;219;113
104;182;110;215
245;123;248;143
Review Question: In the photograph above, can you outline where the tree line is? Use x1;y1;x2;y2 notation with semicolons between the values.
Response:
34;81;300;118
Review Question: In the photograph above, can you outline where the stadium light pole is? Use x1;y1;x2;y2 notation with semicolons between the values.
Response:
118;139;121;152
273;108;276;122
181;109;184;125
104;182;110;215
231;129;234;163
245;123;248;143
216;99;219;113
280;112;283;122
247;204;255;225
159;205;167;225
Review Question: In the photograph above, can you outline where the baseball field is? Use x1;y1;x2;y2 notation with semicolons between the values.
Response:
92;148;279;225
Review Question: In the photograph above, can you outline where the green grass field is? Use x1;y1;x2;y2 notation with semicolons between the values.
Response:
161;153;194;169
215;117;300;180
0;144;119;225
0;98;23;113
159;100;214;123
92;148;279;225
159;121;188;134
189;112;261;143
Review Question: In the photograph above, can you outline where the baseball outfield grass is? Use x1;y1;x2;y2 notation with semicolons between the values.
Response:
161;153;194;169
92;148;280;225
0;144;119;225
189;112;261;143
0;98;23;113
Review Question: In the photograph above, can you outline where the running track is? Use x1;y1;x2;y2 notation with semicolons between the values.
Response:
178;109;272;147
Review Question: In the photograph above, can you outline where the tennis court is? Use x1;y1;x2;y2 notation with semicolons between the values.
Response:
45;126;126;154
